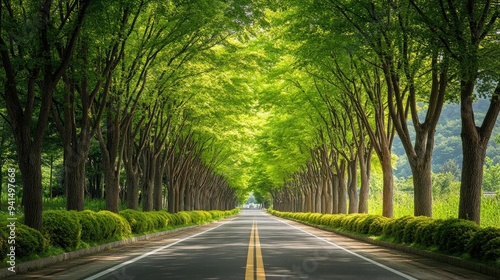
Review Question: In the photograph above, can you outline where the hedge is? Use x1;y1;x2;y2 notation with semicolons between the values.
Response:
268;209;500;263
0;208;240;263
0;222;46;261
42;210;81;250
77;210;102;242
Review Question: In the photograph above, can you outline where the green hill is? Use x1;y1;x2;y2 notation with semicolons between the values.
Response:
393;99;500;178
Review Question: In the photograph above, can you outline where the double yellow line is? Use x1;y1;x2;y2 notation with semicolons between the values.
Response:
245;219;266;280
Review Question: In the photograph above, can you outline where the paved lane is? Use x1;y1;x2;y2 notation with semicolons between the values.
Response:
86;210;414;280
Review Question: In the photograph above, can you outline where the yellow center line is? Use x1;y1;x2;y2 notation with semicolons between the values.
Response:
255;222;265;280
245;219;266;280
245;221;255;280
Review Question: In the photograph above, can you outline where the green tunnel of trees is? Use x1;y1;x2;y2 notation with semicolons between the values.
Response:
1;0;500;231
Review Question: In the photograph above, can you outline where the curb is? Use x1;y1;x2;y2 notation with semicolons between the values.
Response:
281;218;500;279
0;219;230;279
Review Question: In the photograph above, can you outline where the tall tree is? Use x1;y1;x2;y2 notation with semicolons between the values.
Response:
1;0;91;229
409;0;500;224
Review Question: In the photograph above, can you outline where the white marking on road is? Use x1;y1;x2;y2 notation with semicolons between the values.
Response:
84;223;225;280
273;217;418;280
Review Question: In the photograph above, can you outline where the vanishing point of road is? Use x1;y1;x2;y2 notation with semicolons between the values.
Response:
6;210;495;279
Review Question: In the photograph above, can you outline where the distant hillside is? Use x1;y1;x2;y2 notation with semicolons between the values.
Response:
393;99;500;178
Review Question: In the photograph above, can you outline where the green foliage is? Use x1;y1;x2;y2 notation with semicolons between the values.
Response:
402;216;433;244
466;227;500;260
148;212;169;229
14;224;47;258
483;157;500;192
414;219;442;247
42;210;81;250
368;216;390;236
176;212;193;225
355;215;380;234
484;237;500;261
0;225;9;262
434;219;480;254
77;210;102;242
97;211;131;239
119;210;152;234
390;216;416;243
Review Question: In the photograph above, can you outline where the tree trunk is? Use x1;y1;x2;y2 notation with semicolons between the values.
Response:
153;154;167;210
338;160;347;214
125;162;139;210
347;158;358;214
358;145;372;213
65;145;87;211
381;149;394;218
19;150;43;230
410;157;433;217
331;174;339;214
458;82;500;224
104;167;120;213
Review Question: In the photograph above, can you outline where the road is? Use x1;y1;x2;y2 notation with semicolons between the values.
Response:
6;210;495;279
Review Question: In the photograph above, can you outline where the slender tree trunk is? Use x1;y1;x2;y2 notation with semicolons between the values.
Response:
358;145;372;213
381;149;394;218
141;148;156;212
338;160;347;214
331;174;339;214
347;158;358;214
124;163;139;210
153;154;167;210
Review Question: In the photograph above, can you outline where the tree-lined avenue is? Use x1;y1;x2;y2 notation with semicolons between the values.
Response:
6;210;495;280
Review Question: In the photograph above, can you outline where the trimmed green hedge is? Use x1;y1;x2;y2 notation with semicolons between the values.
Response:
42;210;81;250
0;208;240;264
268;209;500;264
77;210;102;242
0;222;47;259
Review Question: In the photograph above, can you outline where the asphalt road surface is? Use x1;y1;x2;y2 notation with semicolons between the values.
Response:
6;209;495;279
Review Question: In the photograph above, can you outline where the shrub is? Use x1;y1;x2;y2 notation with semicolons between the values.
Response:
484;237;500;261
340;215;360;231
210;210;224;219
42;210;81;250
330;214;346;228
77;210;102;242
176;212;192;225
14;224;47;258
382;218;397;237
435;219;479;254
466;227;500;260
0;224;9;262
319;214;335;226
368;216;390;236
308;213;323;224
120;210;151;234
97;211;131;239
356;215;379;234
391;216;415;243
187;211;206;224
148;211;169;229
402;216;433;244
96;211;116;239
414;218;439;247
164;212;183;226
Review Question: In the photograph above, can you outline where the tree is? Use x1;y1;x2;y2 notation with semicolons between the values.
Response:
1;0;91;229
409;0;500;224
